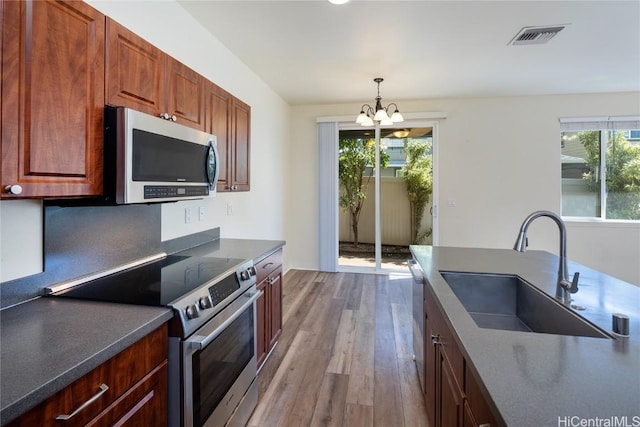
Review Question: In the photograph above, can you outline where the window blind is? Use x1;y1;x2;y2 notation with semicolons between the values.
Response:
559;116;640;131
318;122;339;272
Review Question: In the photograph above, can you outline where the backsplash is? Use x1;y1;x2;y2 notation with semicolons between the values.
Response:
0;204;219;309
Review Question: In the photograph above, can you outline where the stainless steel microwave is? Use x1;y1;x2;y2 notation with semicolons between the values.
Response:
104;106;219;204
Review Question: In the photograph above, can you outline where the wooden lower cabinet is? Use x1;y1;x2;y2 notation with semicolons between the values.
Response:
423;281;502;427
464;365;500;427
440;352;463;427
7;325;168;427
256;277;267;366
255;249;283;369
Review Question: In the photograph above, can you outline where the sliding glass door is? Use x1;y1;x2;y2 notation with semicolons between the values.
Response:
337;122;436;273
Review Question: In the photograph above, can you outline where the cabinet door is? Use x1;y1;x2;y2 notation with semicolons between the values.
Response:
464;365;500;427
256;278;268;368
440;351;462;427
230;97;251;191
425;314;437;427
268;266;283;348
1;0;104;198
105;18;164;117
166;57;205;131
205;81;232;191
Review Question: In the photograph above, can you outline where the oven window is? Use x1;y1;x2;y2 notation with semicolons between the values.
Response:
192;306;254;427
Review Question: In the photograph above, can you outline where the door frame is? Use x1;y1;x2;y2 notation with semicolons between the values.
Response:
335;119;441;274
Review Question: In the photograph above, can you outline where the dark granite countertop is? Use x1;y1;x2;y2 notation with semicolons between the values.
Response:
410;246;640;427
0;299;173;425
0;237;285;425
176;237;285;261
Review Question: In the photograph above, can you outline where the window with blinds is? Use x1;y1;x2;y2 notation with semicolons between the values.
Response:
560;117;640;220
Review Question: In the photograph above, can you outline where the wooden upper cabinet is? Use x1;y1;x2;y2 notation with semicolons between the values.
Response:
105;18;164;117
105;18;205;131
1;0;105;199
205;82;232;191
205;81;250;192
166;57;205;130
231;97;251;192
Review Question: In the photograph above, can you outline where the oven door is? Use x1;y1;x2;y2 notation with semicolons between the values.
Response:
182;287;261;427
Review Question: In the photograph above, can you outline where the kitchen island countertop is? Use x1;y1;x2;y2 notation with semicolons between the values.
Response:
410;245;640;427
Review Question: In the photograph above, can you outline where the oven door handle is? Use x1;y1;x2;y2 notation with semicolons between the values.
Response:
186;290;262;351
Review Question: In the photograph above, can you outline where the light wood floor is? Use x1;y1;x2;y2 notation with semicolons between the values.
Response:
248;269;428;427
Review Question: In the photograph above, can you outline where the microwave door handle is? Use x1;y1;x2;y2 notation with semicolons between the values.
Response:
206;140;219;190
186;290;262;351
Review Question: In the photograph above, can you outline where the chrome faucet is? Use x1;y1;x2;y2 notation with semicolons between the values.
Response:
513;210;579;302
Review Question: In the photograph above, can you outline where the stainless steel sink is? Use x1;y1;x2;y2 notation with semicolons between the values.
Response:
440;272;611;339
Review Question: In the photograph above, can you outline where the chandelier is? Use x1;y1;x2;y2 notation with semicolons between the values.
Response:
355;77;404;127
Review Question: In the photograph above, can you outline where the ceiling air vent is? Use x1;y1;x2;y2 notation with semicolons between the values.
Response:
509;25;566;46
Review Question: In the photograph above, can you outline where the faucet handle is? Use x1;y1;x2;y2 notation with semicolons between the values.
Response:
560;271;580;296
569;271;579;293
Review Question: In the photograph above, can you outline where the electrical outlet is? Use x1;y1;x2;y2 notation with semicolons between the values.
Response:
185;207;192;224
199;206;205;221
227;204;233;216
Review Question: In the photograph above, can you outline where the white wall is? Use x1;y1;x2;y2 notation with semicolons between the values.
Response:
290;93;640;285
0;0;291;282
0;201;43;282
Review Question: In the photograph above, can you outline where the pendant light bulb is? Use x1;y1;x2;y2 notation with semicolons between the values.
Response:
356;111;368;124
390;110;404;123
380;116;394;126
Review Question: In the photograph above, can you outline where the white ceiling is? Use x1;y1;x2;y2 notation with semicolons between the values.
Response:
178;0;640;105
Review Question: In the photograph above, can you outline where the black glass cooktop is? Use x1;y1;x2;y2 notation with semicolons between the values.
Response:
52;255;246;306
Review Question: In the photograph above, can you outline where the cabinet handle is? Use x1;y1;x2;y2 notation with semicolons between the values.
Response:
262;262;274;270
269;276;280;286
479;424;491;427
431;334;441;345
159;113;177;122
56;384;109;421
4;185;23;195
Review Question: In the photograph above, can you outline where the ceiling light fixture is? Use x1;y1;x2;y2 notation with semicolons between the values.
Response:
328;0;350;4
356;77;404;127
393;129;410;138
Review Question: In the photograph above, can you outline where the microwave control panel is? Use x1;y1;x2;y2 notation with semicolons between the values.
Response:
144;185;209;199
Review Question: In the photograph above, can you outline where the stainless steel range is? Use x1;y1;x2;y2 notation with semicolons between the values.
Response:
46;253;260;427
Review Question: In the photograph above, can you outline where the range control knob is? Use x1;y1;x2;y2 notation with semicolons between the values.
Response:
240;270;250;281
185;304;199;319
248;266;256;276
199;296;212;310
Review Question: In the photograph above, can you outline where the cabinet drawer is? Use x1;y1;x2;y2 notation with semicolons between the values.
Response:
86;361;167;427
256;249;282;283
8;325;167;427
